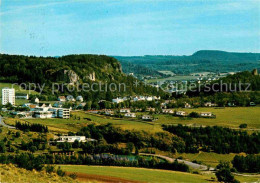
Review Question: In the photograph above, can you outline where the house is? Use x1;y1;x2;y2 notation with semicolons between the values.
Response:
142;115;153;121
76;96;84;102
162;109;174;114
39;103;52;108
120;108;130;113
200;112;214;117
66;95;75;102
249;102;256;106
204;102;217;107
146;107;155;112
105;110;114;116
228;102;236;107
124;113;136;118
33;109;53;118
53;102;63;108
16;94;29;100
58;96;66;102
112;97;124;103
145;96;153;101
34;97;40;104
184;103;191;108
56;136;87;143
176;111;188;116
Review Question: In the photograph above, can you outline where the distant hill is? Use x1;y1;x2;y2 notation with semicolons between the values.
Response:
192;50;260;63
114;50;260;75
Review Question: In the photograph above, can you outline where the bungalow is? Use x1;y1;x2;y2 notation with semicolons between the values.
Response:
146;107;155;112
58;96;66;102
142;115;153;121
120;108;130;113
66;95;75;102
200;112;214;117
124;113;136;118
162;109;174;114
204;102;217;107
105;110;114;116
76;96;84;102
184;103;191;108
249;102;256;106
176;111;188;117
34;97;40;104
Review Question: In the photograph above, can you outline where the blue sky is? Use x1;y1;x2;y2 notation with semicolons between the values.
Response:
0;0;259;56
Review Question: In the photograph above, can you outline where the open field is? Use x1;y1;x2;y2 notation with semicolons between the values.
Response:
0;83;38;96
5;106;259;133
146;75;198;83
155;107;260;129
60;165;213;183
174;152;237;168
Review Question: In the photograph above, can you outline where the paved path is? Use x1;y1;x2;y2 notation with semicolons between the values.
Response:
0;116;15;129
140;153;214;171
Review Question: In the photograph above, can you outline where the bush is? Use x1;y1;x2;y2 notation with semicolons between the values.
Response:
56;166;65;177
239;124;247;128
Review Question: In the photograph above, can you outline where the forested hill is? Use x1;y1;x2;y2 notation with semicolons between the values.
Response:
192;50;260;63
114;50;260;75
0;54;164;98
187;70;260;96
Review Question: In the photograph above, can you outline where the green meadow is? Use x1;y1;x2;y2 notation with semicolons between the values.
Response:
60;165;212;183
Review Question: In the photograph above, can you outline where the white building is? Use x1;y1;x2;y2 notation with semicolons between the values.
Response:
112;97;124;103
34;97;40;104
57;136;87;143
162;109;174;114
142;115;153;120
200;112;213;117
120;108;130;113
2;88;15;105
48;108;70;119
176;111;187;116
124;113;136;118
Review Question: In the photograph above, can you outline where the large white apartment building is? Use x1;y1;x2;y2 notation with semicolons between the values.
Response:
2;88;15;105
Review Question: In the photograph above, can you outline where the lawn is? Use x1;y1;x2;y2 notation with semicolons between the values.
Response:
155;107;260;129
6;106;259;133
60;165;212;183
174;152;237;168
0;83;38;96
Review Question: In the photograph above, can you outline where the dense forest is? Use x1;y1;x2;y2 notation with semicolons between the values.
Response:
162;124;260;154
114;50;260;75
0;54;166;99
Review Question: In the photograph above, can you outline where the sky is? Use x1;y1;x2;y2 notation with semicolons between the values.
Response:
0;0;259;56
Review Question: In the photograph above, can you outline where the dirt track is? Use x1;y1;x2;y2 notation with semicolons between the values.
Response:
66;172;143;183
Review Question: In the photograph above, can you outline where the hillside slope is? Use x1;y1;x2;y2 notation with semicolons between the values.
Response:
0;164;76;183
0;54;164;99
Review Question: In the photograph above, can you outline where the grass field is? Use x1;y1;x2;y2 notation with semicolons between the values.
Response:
156;107;260;129
0;83;38;96
174;152;237;168
60;165;213;183
6;106;259;133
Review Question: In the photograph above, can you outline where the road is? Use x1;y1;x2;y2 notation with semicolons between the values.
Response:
140;153;215;171
0;116;15;129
